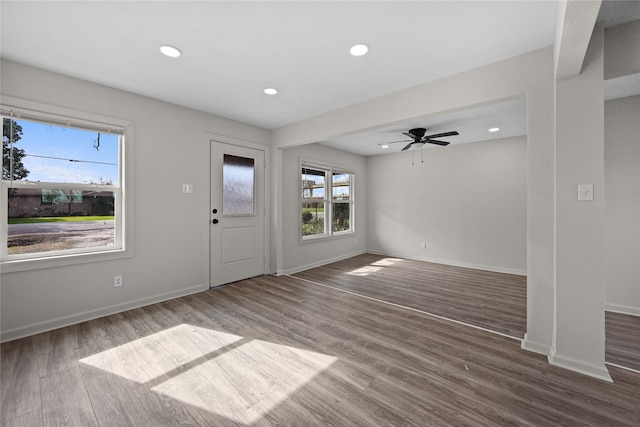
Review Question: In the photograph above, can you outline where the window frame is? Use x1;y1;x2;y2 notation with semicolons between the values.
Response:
1;96;134;272
299;160;354;243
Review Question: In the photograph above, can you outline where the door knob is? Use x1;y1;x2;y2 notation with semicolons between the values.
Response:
212;219;219;224
212;209;218;214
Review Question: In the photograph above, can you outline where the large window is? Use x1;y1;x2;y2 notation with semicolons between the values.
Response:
301;162;354;240
2;103;129;267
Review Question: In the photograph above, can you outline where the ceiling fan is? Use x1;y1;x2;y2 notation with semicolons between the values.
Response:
384;128;459;150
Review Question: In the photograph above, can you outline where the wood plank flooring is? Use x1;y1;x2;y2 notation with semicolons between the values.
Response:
606;311;640;372
293;253;640;372
293;253;528;339
2;272;639;426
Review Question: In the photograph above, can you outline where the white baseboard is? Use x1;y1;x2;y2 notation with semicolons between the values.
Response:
521;333;551;356
367;250;527;276
605;303;640;317
276;249;367;276
549;349;613;383
1;284;207;343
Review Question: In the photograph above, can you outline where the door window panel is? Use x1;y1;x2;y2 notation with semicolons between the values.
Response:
223;154;255;215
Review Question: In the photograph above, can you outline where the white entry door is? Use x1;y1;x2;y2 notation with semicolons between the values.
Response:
210;141;265;287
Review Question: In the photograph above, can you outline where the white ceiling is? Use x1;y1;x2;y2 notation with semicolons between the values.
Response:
1;1;557;131
321;97;527;156
1;1;638;157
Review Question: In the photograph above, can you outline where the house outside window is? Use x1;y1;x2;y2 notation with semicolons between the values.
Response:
1;100;132;270
301;161;354;241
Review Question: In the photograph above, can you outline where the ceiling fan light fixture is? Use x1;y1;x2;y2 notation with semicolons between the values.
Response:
264;88;278;95
160;45;182;58
350;44;369;57
488;127;501;132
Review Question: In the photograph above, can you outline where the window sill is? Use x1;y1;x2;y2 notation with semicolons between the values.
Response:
300;231;354;245
1;248;133;274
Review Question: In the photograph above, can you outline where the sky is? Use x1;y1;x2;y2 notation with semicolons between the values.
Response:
9;118;119;185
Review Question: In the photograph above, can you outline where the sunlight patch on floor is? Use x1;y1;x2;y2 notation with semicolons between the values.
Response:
80;324;242;383
79;324;337;423
347;257;402;276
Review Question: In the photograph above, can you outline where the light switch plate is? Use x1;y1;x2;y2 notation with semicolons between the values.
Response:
578;184;593;201
182;184;193;193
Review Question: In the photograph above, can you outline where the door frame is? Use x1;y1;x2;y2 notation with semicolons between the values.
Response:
208;136;270;288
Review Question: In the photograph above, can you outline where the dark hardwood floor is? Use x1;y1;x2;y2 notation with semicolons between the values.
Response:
1;271;639;426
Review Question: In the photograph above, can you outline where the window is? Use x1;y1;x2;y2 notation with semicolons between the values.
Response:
2;101;130;269
223;154;255;215
301;162;354;240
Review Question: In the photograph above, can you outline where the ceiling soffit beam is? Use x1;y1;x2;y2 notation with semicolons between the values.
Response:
554;0;603;80
604;19;640;80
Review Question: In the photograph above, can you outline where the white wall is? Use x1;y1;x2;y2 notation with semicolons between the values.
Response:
0;60;270;341
366;137;526;274
279;143;367;274
604;20;640;80
605;95;640;315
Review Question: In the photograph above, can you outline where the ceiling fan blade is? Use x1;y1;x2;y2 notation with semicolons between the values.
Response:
426;139;450;146
401;143;413;151
382;138;411;145
402;132;417;139
425;131;459;139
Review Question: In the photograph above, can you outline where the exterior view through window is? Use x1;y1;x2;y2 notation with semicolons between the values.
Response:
301;163;353;239
2;115;123;259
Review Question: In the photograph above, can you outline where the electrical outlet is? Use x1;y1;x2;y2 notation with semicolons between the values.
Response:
114;275;123;287
420;242;426;249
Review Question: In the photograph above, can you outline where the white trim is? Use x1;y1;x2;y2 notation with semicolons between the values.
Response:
367;250;527;276
1;97;134;273
299;158;355;243
549;350;613;383
276;249;366;276
521;333;552;356
605;362;640;375
0;284;207;343
605;303;640;317
0;95;129;134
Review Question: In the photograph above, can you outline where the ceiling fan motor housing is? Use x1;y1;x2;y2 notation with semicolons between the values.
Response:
408;128;427;140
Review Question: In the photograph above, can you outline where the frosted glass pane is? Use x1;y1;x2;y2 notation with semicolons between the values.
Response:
223;154;255;215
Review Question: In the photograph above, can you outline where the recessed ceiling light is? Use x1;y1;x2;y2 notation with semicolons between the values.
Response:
488;127;501;132
160;45;182;58
350;44;370;57
264;88;278;95
381;144;390;149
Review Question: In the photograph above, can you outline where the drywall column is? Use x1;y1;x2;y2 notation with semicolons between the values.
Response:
551;25;611;381
521;76;556;357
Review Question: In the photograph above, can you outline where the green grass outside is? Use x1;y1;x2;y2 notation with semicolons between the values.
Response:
302;206;325;213
8;216;114;224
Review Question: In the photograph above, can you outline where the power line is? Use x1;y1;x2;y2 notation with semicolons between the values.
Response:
24;153;117;166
